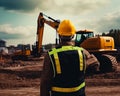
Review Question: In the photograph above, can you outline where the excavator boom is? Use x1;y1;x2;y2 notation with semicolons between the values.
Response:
32;12;60;56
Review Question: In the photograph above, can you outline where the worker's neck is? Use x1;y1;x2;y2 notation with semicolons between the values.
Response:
60;41;74;46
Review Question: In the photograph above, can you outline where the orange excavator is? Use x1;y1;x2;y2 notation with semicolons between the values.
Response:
32;12;118;72
12;44;31;61
75;30;118;72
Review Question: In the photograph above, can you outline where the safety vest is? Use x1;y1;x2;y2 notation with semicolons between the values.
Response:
48;46;86;95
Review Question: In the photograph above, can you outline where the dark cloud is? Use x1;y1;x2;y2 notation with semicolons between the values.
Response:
0;0;43;12
0;0;109;14
0;32;23;39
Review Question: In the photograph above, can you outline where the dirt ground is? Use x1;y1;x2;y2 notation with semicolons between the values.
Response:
0;56;120;96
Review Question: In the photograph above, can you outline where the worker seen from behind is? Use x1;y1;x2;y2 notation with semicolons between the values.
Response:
40;20;90;96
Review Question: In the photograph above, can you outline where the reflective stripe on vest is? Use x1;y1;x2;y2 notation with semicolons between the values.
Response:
49;46;84;75
53;52;61;74
78;50;83;71
52;82;85;92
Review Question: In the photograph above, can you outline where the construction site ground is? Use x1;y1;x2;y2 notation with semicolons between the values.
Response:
0;56;120;96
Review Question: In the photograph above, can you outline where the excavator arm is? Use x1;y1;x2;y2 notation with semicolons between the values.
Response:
32;12;60;57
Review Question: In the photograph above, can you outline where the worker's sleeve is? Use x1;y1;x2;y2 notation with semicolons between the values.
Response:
83;49;100;72
40;52;53;96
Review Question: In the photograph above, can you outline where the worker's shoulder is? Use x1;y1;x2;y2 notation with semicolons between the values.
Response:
74;46;84;50
48;46;62;52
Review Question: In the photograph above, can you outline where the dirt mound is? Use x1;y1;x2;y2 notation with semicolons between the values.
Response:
0;57;43;89
0;68;40;89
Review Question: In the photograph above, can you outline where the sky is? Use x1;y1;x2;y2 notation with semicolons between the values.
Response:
0;0;120;46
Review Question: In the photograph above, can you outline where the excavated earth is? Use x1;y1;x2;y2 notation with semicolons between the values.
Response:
0;56;120;96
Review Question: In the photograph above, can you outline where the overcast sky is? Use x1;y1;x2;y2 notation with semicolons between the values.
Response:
0;0;120;46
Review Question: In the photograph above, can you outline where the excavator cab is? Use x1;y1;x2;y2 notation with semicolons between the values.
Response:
75;30;94;46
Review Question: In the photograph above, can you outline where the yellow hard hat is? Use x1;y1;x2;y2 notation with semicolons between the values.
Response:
57;20;76;36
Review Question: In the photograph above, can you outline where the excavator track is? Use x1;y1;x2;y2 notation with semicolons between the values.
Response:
94;54;118;72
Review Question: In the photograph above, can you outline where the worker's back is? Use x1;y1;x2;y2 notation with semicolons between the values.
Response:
48;45;86;96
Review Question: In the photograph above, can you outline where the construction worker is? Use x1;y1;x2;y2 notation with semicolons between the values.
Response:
40;20;98;96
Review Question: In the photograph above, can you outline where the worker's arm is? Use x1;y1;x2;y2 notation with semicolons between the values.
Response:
83;49;100;72
40;52;53;96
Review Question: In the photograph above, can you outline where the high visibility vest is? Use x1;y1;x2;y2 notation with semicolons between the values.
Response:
48;46;86;95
